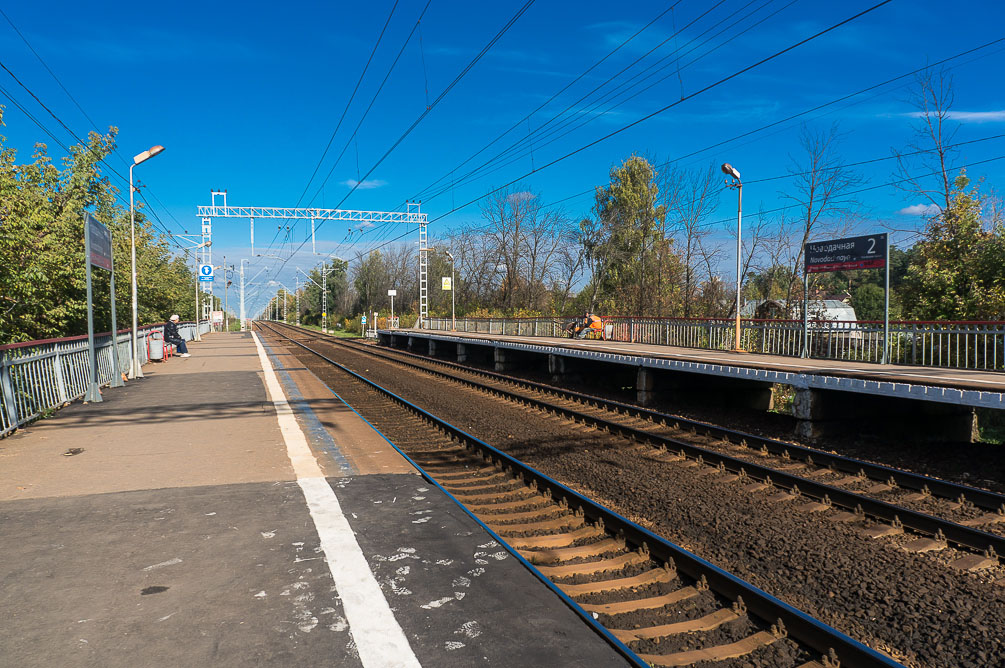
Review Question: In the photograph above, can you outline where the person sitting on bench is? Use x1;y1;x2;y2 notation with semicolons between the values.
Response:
165;315;191;358
577;312;603;339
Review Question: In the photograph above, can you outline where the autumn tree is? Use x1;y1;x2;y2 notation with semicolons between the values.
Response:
903;172;1005;320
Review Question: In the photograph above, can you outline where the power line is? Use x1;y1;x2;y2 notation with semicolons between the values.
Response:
421;0;795;204
426;0;895;226
406;0;686;203
262;0;540;285
294;0;401;207
0;10;186;234
415;0;744;203
534;36;1005;213
320;0;538;211
260;1;433;259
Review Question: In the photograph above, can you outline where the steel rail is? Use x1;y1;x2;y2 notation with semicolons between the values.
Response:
305;324;1005;513
274;324;1005;557
259;322;902;668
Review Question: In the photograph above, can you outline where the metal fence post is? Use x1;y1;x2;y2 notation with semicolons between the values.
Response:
52;344;69;403
1;354;20;428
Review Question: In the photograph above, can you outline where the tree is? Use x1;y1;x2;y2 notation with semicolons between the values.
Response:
781;124;862;312
661;163;720;317
894;68;958;215
582;156;670;314
903;172;1005;320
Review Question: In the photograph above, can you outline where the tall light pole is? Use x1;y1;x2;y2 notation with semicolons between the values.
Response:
240;259;250;330
722;163;744;353
444;250;456;331
128;144;165;379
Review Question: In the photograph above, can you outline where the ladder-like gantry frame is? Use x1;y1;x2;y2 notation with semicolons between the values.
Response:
196;191;430;324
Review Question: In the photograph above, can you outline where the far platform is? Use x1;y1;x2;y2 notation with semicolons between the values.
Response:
381;328;1005;441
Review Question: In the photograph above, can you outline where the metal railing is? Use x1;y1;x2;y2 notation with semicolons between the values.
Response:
421;316;1005;372
0;321;209;437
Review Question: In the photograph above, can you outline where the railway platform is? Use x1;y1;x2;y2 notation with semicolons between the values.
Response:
382;329;1005;442
0;332;629;667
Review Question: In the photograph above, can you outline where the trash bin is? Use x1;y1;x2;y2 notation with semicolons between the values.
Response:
149;336;165;361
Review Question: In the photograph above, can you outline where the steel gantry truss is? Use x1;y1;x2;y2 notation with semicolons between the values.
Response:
197;192;431;325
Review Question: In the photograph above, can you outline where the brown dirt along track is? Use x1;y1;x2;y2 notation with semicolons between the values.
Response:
267;330;1005;668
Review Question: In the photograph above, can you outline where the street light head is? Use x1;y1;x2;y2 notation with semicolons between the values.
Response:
133;145;166;166
721;163;740;180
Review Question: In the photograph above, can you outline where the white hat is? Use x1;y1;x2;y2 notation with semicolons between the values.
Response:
169;314;180;321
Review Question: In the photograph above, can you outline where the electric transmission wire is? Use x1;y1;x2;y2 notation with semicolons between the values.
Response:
259;0;433;260
294;0;401;208
261;0;539;282
318;0;538;210
420;0;794;205
0;77;185;247
535;36;1005;212
0;10;187;235
406;0;686;204
424;0;894;226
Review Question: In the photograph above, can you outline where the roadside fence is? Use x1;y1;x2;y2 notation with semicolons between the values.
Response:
422;316;1005;372
1;321;209;437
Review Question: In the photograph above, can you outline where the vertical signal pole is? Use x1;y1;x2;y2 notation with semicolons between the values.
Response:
882;235;890;365
322;267;328;333
413;202;429;329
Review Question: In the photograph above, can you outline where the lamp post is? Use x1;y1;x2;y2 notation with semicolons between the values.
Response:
240;259;250;331
128;144;165;379
721;163;744;353
444;250;456;331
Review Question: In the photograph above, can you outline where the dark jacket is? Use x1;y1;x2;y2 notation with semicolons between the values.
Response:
164;320;182;342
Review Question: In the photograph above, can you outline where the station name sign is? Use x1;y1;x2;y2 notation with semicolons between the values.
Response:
86;213;113;272
805;233;887;274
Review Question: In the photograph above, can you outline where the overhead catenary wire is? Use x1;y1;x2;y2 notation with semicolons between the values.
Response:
419;0;779;202
293;0;401;208
425;0;895;226
264;0;893;294
419;0;796;205
406;0;687;204
0;80;186;248
317;0;538;210
0;58;188;247
260;0;539;286
0;11;187;235
533;35;1005;213
259;0;434;259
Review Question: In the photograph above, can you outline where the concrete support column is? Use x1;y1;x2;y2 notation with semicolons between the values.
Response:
457;343;468;363
548;354;565;380
794;387;979;443
637;367;655;406
407;336;416;351
429;340;438;357
793;388;821;441
494;347;513;372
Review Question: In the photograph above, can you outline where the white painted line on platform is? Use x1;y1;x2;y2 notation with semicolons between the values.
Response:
252;332;421;668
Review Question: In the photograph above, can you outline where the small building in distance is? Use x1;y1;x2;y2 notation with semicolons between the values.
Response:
741;299;859;322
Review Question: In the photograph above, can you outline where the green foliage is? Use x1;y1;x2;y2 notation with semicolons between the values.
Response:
903;172;1005;320
0;108;196;343
581;156;682;315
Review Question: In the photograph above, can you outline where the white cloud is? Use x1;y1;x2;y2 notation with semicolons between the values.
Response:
341;179;387;190
506;191;535;204
897;203;940;216
904;110;1005;123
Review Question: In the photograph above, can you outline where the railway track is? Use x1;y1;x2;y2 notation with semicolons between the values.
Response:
274;323;1005;567
258;322;901;668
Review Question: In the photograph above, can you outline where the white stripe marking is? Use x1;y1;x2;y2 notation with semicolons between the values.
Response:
252;332;421;668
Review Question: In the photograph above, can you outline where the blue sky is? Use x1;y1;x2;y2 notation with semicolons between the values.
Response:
3;1;1005;316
